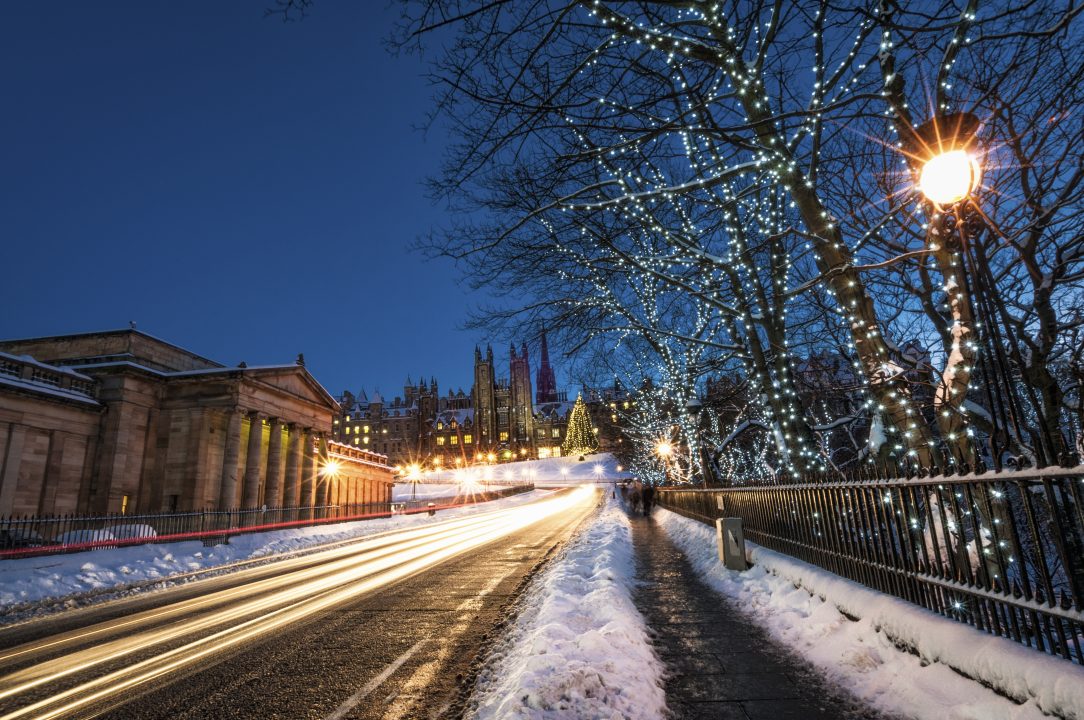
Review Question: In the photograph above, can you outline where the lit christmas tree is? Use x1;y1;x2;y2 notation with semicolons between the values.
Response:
561;394;599;458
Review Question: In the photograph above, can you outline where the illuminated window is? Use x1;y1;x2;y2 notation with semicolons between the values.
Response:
463;434;472;444
345;426;351;435
364;425;370;433
334;419;339;425
353;437;359;445
451;420;458;429
353;425;360;434
451;435;459;445
552;428;560;438
382;428;387;434
499;431;508;441
437;422;444;430
623;402;629;409
552;446;562;457
538;447;551;459
437;437;445;446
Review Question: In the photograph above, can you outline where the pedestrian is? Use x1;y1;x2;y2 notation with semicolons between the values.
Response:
642;483;655;517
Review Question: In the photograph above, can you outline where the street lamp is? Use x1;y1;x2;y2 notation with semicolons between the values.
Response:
918;149;981;206
685;396;713;487
907;113;1061;469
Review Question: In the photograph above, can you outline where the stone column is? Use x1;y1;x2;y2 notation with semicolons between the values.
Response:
217;409;243;509
242;412;264;508
299;428;315;513
314;433;330;508
0;425;27;516
264;418;284;508
283;424;301;508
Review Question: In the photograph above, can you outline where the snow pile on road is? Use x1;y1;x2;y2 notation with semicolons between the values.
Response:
467;493;665;720
655;508;1084;720
0;490;553;614
418;452;632;487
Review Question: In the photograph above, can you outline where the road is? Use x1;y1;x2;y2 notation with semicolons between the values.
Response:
0;486;600;720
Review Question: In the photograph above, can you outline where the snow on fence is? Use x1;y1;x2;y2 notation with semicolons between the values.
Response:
657;468;1084;664
0;485;534;560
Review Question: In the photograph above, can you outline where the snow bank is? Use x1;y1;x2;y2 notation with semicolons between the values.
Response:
391;483;463;500
0;490;554;614
418;452;633;487
655;508;1084;720
467;493;665;719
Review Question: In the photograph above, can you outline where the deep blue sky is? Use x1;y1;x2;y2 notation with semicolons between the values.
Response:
0;2;536;399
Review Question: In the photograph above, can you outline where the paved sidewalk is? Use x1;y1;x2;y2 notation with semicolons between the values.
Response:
630;515;888;720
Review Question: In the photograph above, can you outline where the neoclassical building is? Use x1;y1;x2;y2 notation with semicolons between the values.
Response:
0;329;392;517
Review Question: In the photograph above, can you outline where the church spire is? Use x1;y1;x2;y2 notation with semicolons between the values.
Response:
535;327;558;404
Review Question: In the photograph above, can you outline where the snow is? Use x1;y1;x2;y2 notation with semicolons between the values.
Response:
655;508;1084;720
0;490;554;615
466;492;666;719
415;453;632;487
391;483;467;500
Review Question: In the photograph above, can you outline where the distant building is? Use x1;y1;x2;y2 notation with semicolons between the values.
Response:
0;329;392;517
331;330;628;467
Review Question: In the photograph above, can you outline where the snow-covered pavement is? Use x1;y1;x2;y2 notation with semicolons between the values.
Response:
0;489;554;615
655;507;1084;720
466;492;665;719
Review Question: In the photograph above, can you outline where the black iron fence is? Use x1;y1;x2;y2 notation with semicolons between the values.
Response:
0;484;534;560
657;469;1084;664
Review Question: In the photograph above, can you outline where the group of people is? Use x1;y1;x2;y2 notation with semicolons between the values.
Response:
618;479;656;517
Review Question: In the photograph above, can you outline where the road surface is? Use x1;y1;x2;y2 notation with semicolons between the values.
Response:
0;487;600;720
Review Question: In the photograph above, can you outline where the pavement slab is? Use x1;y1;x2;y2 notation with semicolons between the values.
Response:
629;513;890;720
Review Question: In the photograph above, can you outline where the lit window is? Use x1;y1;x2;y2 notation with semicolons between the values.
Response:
353;437;359;444
451;436;459;445
437;437;445;446
334;419;339;425
437;422;444;430
364;436;369;444
499;431;508;441
354;425;360;433
345;427;351;435
464;434;472;444
623;402;629;409
552;446;562;457
364;425;370;433
552;428;560;438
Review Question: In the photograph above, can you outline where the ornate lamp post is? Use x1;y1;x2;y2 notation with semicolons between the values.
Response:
910;113;1062;469
685;396;713;486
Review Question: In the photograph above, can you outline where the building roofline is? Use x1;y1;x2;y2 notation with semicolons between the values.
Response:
0;328;225;368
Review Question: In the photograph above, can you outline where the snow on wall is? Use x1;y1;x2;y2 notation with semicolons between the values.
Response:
466;493;666;719
416;452;633;487
655;508;1084;720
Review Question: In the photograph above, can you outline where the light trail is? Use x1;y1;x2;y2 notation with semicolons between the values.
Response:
0;486;596;720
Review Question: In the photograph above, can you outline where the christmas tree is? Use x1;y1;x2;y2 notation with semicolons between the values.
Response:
561;394;598;457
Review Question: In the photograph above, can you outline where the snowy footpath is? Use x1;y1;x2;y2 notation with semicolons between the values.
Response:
0;489;553;615
654;507;1084;720
465;493;666;719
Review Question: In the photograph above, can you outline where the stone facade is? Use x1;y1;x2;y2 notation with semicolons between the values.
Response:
0;330;393;517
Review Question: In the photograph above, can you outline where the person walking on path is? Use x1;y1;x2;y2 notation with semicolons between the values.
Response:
642;483;656;516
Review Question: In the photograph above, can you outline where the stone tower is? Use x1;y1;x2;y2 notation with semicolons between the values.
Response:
472;345;496;448
536;329;558;404
509;342;534;446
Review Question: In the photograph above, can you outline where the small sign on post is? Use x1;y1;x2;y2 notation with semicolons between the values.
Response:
427;502;436;516
715;517;748;571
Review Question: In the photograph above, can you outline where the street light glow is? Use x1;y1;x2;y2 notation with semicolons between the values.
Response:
320;460;342;477
918;149;981;205
656;441;673;457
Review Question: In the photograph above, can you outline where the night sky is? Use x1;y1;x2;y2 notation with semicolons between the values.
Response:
1;2;530;400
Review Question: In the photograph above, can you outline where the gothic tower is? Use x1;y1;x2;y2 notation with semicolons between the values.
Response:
536;329;558;404
509;342;534;447
472;345;497;448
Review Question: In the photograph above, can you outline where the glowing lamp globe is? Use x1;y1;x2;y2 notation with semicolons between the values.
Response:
919;149;981;205
656;441;673;457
